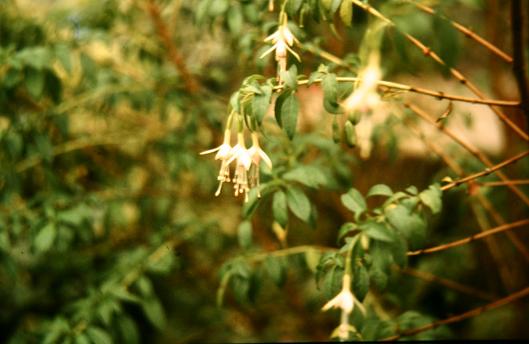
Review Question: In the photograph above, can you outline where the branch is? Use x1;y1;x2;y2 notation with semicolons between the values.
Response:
274;77;520;107
352;0;529;141
399;109;529;264
411;0;513;63
440;150;529;191
395;266;496;301
480;179;529;186
511;0;529;125
146;0;199;92
405;102;529;207
408;219;529;256
382;285;529;341
15;137;121;173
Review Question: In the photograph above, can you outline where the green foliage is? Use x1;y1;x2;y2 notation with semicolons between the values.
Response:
1;0;526;342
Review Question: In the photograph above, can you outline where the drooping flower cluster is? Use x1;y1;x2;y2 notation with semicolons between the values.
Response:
260;15;300;83
201;127;272;202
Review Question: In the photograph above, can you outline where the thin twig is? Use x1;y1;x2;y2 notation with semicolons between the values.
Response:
408;219;529;256
511;0;529;124
15;137;121;173
400;112;529;268
146;0;199;92
351;0;529;141
382;285;529;341
440;150;529;191
410;0;513;63
480;179;529;186
405;102;529;207
396;266;496;301
274;77;519;107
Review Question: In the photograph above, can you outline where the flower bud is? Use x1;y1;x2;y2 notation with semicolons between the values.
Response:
332;117;341;144
344;120;356;148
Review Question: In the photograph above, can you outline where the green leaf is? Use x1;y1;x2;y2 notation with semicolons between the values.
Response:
146;250;175;274
341;188;367;218
227;5;243;34
209;0;229;16
405;186;418;195
369;267;388;290
360;221;394;242
45;70;62;103
117;316;140;344
305;249;321;272
264;256;286;287
322;73;341;114
55;44;72;74
419;184;443;214
25;67;45;99
385;205;426;249
280;64;298;91
338;222;357;242
242;185;268;218
252;85;272;124
57;204;91;226
238;220;253;249
367;184;393;198
323;266;343;299
142;296;166;330
283;165;327;188
35;223;56;253
339;0;353;27
110;287;142;304
86;327;112;344
272;191;288;227
353;264;369;300
17;47;51;70
274;91;299;140
286;0;303;17
3;67;21;87
135;276;154;297
286;187;311;222
74;334;91;344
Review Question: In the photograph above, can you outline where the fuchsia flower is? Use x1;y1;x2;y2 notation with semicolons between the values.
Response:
200;130;234;196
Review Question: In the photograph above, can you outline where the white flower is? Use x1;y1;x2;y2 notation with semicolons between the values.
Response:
200;130;234;196
227;133;252;202
260;24;300;61
247;132;273;197
343;54;382;114
260;21;300;82
322;274;365;341
322;274;366;315
322;275;355;314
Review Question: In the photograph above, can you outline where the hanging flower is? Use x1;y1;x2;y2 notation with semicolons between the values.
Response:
227;133;252;202
322;275;355;314
200;129;234;196
260;19;300;82
322;274;365;340
247;132;273;197
343;53;382;114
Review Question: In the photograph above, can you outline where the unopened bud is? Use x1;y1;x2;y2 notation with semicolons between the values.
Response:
344;120;356;148
332;117;341;143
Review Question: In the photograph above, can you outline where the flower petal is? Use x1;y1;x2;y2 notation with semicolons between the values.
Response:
258;149;273;169
200;146;221;155
259;44;278;59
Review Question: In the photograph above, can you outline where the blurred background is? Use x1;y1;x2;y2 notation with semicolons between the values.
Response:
1;0;529;342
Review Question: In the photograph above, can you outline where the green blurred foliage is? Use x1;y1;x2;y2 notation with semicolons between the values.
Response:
1;0;529;342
